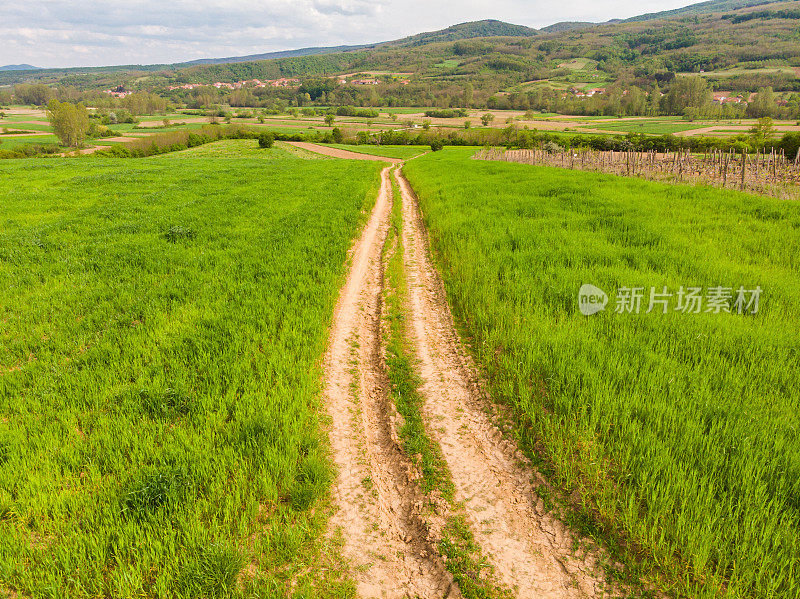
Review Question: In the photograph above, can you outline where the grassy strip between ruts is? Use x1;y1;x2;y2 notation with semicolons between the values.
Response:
381;171;512;599
403;147;800;598
0;150;385;597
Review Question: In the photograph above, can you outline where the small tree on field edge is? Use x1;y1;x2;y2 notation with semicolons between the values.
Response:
47;99;90;148
430;139;444;152
258;132;275;149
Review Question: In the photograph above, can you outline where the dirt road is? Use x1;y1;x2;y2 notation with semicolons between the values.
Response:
321;148;619;597
322;166;455;598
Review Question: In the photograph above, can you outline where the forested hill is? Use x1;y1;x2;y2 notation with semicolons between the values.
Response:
625;0;784;21
169;1;800;90
3;0;800;95
391;20;538;46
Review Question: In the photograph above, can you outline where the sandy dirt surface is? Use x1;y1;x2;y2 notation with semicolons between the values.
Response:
321;166;456;598
3;108;46;118
287;142;403;163
55;146;111;156
394;169;617;599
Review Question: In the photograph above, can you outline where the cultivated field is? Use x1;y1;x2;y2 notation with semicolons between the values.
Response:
0;149;384;597
2;135;798;599
403;148;800;598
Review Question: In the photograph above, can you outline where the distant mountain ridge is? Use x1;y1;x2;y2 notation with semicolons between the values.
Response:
182;44;376;66
0;64;40;71
177;20;538;67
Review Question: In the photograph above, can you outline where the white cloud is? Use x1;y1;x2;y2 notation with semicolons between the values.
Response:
2;0;695;68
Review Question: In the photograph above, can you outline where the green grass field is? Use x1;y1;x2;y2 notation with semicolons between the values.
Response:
0;150;384;597
433;59;460;69
158;139;304;159
403;148;800;598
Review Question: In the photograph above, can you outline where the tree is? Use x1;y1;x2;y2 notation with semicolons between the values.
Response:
14;83;52;106
47;100;89;147
648;84;662;116
430;139;444;152
481;113;495;126
749;117;775;149
324;114;335;126
464;83;474;108
258;132;275;148
746;87;778;119
662;76;710;115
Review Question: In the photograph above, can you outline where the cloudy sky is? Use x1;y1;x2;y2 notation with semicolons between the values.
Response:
4;0;696;69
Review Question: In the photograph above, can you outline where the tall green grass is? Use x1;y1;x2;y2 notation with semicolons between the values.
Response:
0;152;383;597
403;148;800;598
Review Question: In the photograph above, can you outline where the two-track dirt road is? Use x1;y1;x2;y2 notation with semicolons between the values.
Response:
313;143;617;598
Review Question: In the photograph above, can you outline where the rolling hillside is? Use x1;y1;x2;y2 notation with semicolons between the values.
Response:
3;0;800;98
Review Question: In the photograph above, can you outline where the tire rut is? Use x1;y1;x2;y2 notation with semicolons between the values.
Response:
394;168;616;599
323;166;456;598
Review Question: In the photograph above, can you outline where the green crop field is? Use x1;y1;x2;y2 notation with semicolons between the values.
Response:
690;66;797;78
380;108;426;115
0;123;52;132
0;135;61;149
403;148;800;598
581;121;709;134
0;150;384;597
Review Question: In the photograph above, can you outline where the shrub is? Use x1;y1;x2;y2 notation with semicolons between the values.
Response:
424;109;468;118
123;468;187;518
163;226;195;243
258;132;275;149
430;139;444;152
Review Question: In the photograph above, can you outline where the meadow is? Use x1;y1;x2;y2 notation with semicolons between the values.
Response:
0;149;384;597
403;148;800;598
